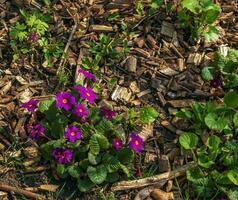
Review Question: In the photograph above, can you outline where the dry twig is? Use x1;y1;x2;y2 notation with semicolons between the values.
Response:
111;162;196;191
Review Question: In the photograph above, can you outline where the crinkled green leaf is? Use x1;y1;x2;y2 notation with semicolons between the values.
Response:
116;148;135;165
206;135;221;150
87;165;107;184
38;99;55;112
103;154;120;173
233;112;238;128
224;92;238;108
88;152;101;165
181;0;201;13
67;165;81;178
179;132;198;150
204;26;219;42
203;4;221;24
227;170;238;186
89;135;100;155
205;113;228;132
201;67;215;81
139;107;158;124
77;178;95;192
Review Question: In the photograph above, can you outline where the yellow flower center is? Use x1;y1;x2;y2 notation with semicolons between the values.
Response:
62;99;68;104
86;92;91;97
29;104;32;107
79;108;83;113
135;140;139;146
71;131;76;136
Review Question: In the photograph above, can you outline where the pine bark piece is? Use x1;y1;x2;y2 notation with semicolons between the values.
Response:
125;56;137;73
138;124;153;141
161;21;175;38
159;67;178;76
133;48;151;58
150;188;174;200
0;191;8;200
187;53;203;66
158;155;171;173
111;162;196;191
111;85;132;102
147;34;158;49
88;25;117;32
177;58;185;71
157;92;166;106
167;99;194;108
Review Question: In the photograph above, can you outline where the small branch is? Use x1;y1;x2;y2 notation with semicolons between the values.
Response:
56;23;77;76
0;183;46;199
111;162;196;191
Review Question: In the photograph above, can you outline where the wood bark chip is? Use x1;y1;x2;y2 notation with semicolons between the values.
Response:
111;162;196;191
111;85;132;102
0;183;46;200
88;25;116;32
161;21;175;38
125;56;137;73
167;99;194;108
150;188;174;200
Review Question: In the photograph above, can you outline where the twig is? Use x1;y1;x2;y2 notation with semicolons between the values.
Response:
0;183;46;200
56;23;77;76
111;162;196;191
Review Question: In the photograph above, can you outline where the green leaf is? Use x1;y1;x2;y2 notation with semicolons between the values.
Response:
38;99;55;112
204;113;228;131
227;170;238;186
204;26;219;42
89;135;100;155
96;119;113;134
77;178;95;192
88;152;101;165
186;168;204;183
179;132;198;150
203;4;221;24
119;163;131;177
224;92;238;108
116;148;135;165
67;165;81;178
103;154;120;173
56;165;66;176
96;134;110;150
233;112;238;128
206;135;221;150
106;172;119;183
87;165;107;184
198;153;215;168
201;67;215;81
182;0;201;13
139;107;158;124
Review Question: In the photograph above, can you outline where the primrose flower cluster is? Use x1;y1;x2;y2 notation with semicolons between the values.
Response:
21;69;145;190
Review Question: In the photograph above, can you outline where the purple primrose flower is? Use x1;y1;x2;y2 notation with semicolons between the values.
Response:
64;126;81;143
128;133;144;154
112;138;123;151
210;76;222;88
74;86;96;105
100;107;116;120
74;103;88;117
28;123;45;140
52;148;73;164
28;32;40;42
21;99;39;112
134;166;143;177
78;69;96;82
56;91;75;111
